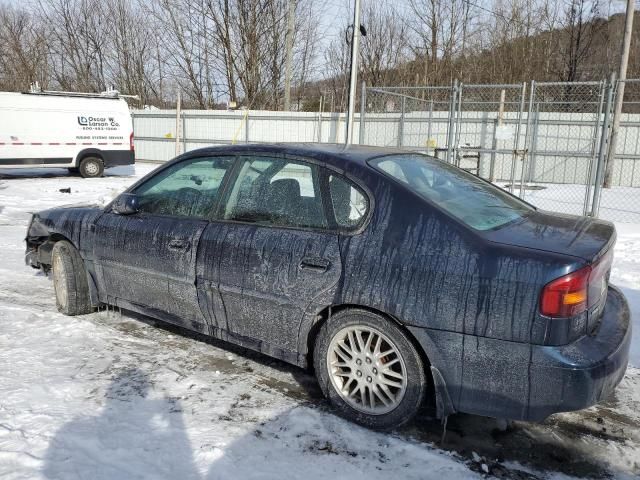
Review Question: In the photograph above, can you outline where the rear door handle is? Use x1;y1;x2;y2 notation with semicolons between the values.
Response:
168;239;190;251
299;257;331;272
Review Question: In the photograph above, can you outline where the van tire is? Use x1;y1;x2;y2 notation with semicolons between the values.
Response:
51;240;93;316
79;157;104;178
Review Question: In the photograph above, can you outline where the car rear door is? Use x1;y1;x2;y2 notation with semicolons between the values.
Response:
93;155;235;331
196;155;344;357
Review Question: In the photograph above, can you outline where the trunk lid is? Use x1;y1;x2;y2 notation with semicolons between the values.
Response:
483;209;616;263
484;210;616;339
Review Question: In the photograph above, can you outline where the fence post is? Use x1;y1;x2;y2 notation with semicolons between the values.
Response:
245;110;250;143
397;96;406;147
591;74;616;217
509;82;527;194
317;95;324;143
446;79;458;163
359;81;366;145
182;110;187;153
583;80;606;216
454;83;464;166
519;81;536;198
527;105;539;183
489;89;505;182
175;91;181;156
426;99;433;155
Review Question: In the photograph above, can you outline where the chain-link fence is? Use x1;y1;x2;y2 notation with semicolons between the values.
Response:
597;79;640;222
518;81;607;217
452;83;527;186
361;79;640;223
359;86;452;154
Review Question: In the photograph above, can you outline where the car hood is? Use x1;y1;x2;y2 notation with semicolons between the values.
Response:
27;203;103;238
483;210;616;262
47;202;103;211
31;202;102;219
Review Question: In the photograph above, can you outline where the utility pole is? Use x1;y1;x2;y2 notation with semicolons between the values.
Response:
345;0;362;145
604;0;635;188
283;0;296;111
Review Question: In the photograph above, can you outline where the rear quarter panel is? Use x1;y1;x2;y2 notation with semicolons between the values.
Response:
332;165;583;344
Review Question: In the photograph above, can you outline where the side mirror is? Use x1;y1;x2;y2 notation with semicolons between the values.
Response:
111;193;140;215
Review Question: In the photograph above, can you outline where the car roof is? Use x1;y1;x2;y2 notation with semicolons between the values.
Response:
182;143;412;170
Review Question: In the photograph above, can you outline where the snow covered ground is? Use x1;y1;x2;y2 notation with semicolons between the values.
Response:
514;182;640;224
0;164;639;479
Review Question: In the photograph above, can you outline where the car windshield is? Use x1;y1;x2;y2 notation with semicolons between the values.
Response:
371;154;534;231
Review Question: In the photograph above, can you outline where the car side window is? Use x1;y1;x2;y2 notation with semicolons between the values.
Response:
328;175;369;230
133;156;235;219
223;156;328;229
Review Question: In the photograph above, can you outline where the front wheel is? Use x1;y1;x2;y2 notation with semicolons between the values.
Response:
314;309;427;430
79;157;104;178
51;240;93;315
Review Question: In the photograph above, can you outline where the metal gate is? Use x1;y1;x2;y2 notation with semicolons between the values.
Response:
519;81;609;217
452;83;528;191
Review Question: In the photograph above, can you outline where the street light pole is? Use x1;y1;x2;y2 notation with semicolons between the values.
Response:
345;0;362;145
604;0;635;187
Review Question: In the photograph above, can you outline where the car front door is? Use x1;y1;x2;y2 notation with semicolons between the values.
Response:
196;155;347;358
93;155;235;331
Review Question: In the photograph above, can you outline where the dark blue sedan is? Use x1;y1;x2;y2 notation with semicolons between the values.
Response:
25;144;631;429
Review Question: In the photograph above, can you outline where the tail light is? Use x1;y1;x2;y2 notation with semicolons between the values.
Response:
130;132;135;151
540;249;613;318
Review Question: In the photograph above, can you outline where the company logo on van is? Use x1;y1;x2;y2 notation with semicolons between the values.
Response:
77;115;120;131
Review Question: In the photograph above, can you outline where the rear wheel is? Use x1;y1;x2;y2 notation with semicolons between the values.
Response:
79;156;104;178
51;240;93;315
314;309;427;430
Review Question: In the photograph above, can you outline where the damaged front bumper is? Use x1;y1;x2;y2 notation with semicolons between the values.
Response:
24;213;54;269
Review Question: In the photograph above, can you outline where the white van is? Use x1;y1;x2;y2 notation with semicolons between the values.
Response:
0;90;135;177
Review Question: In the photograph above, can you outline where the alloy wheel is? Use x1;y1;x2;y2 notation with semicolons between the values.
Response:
326;325;407;415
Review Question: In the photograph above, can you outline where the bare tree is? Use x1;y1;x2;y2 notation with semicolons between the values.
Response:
107;0;161;104
557;0;607;82
38;0;111;91
359;2;409;86
407;0;469;84
0;4;50;90
0;0;637;108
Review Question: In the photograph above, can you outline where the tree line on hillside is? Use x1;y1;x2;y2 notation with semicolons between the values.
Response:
0;0;637;110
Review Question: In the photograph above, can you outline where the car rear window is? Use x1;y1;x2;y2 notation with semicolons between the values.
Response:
370;154;534;231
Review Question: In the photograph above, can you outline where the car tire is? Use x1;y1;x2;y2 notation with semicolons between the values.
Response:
314;309;427;430
51;240;93;316
79;157;104;178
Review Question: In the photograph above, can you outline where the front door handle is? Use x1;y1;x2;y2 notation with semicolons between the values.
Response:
299;257;331;272
168;239;190;251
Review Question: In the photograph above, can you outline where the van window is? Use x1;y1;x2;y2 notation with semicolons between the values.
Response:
371;154;533;231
